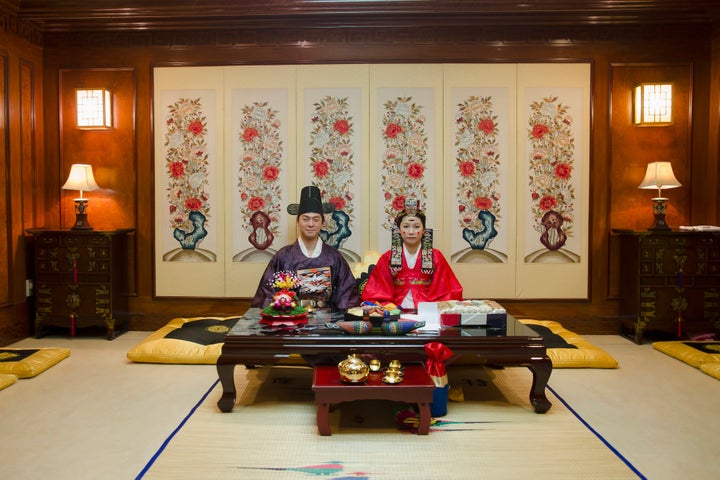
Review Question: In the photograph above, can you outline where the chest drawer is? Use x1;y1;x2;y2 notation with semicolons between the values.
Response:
27;228;133;340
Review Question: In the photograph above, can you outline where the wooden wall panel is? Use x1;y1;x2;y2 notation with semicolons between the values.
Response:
609;64;693;232
0;25;44;344
20;59;37;229
0;51;8;307
58;69;136;232
708;28;720;224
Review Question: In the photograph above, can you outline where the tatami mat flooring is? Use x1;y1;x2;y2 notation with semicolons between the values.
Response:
1;332;718;479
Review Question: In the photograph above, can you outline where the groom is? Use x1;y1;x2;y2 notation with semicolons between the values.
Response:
251;185;359;311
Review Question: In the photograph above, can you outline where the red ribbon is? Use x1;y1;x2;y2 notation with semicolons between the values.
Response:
424;342;453;384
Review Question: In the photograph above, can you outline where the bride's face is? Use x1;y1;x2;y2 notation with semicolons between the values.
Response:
399;216;425;248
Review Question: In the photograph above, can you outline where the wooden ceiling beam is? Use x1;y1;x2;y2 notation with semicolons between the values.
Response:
13;0;720;32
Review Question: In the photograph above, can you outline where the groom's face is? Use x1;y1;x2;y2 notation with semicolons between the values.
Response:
297;213;324;241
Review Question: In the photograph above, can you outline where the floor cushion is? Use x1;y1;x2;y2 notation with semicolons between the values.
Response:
0;348;71;378
652;341;720;368
699;362;720;380
0;373;17;390
127;316;242;364
519;319;619;368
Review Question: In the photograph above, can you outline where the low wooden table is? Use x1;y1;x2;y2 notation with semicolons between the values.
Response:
312;364;435;435
217;309;552;414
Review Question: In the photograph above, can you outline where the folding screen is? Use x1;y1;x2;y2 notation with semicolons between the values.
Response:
154;63;590;299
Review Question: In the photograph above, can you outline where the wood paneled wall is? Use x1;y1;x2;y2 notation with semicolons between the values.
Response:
2;20;719;344
0;19;44;345
609;63;694;231
57;69;137;233
0;52;8;308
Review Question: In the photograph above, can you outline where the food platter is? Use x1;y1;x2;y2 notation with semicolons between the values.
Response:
345;303;401;326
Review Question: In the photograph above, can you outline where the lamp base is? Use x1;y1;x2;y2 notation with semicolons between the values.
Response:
648;197;671;231
71;213;93;230
648;213;671;231
71;199;93;230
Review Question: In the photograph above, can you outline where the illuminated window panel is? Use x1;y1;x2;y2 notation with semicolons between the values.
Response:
633;83;672;125
76;88;112;128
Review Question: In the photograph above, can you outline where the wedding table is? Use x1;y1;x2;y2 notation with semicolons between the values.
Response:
216;308;552;413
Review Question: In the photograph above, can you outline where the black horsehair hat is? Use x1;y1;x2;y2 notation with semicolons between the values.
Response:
286;185;335;216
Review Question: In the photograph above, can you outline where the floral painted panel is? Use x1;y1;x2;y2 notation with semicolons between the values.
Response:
376;88;436;248
159;93;218;262
304;90;363;263
450;88;511;264
231;88;290;263
524;89;583;263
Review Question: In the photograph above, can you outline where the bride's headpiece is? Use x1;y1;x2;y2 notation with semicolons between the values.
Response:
390;198;434;275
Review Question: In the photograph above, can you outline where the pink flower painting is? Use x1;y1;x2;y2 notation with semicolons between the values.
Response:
308;96;356;248
380;97;428;230
454;96;502;248
237;101;283;246
527;96;577;250
164;97;211;240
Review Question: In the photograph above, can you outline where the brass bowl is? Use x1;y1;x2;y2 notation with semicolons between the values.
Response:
368;359;382;372
388;359;402;370
382;371;403;384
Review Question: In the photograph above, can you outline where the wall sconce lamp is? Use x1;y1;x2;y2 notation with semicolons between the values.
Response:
633;83;672;125
76;88;112;128
638;161;681;231
62;164;100;230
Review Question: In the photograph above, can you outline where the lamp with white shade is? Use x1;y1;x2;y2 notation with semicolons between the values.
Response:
62;163;100;230
637;161;682;231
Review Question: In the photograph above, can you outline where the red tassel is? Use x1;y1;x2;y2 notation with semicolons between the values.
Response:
73;259;78;284
71;313;75;337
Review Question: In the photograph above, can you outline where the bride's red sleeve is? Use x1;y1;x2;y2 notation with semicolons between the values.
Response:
425;249;464;302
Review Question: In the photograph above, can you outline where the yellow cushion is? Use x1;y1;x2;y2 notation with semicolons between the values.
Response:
518;319;619;368
699;362;720;380
127;316;242;364
0;348;71;378
652;341;720;368
127;315;310;366
0;373;17;390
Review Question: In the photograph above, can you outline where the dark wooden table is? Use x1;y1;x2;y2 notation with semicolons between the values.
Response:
216;308;552;414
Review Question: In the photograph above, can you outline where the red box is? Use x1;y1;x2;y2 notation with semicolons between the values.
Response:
439;312;507;328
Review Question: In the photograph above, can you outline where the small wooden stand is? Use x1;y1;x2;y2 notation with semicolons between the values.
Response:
312;363;435;436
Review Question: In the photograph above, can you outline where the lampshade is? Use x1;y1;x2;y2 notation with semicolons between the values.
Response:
638;161;681;197
62;164;100;198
